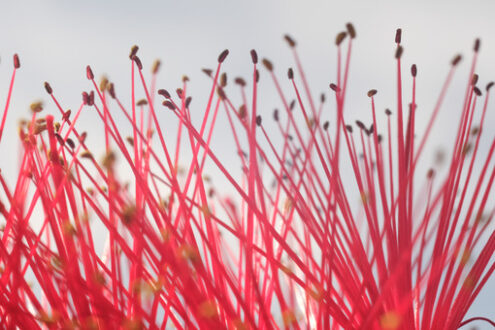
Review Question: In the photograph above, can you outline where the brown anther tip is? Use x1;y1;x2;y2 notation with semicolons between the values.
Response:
235;77;246;87
238;105;247;119
176;88;183;99
79;132;87;143
217;87;226;100
472;74;479;86
474;86;482;96
288;68;294;80
329;83;340;92
220;73;227;87
202;68;213;77
82;92;89;105
185;96;192;108
486;82;494;91
284;34;297;48
262;58;273;71
152;59;161;74
411;64;417;77
99;76;109;92
395;28;402;44
255;69;260;83
63;109;71;121
427;168;435;179
132;56;143;70
273;109;279;121
250;49;258;64
44;82;53;94
355;120;365;130
136;99;148;106
182;75;189;82
385;109;392;116
66;138;75;149
55;133;64;146
451;54;462;66
129;45;139;59
289;100;296;110
256;115;262;126
108;83;116;99
345;125;353;133
88;91;95;106
86;65;94;80
80;150;93;159
13;54;20;69
218;49;229;63
346;23;356;39
320;93;326;103
162;100;175;110
323;121;329;131
395;46;404;59
30;101;44;113
474;38;481;53
377;134;383;143
335;31;347;46
158;89;171;99
367;89;377;97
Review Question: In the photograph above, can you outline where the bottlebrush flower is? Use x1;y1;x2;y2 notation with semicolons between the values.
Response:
0;24;494;329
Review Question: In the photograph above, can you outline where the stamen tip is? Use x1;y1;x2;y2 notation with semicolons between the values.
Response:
220;73;227;87
152;59;161;74
158;89;171;99
346;23;356;39
284;34;297;48
395;46;404;59
13;54;20;69
288;68;294;80
250;49;258;64
235;77;246;87
471;74;479;86
367;89;377;97
256;115;262;126
411;64;417;77
329;83;340;93
262;58;273;72
129;45;139;59
44;82;53;95
132;56;143;70
218;49;229;63
86;65;94;80
451;54;462;66
474;86;482;96
474;38;481;53
335;31;347;46
395;28;402;44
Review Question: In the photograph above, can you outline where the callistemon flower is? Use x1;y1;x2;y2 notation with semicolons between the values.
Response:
0;24;494;329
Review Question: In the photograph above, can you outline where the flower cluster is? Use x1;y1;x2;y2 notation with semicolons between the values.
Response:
0;25;494;329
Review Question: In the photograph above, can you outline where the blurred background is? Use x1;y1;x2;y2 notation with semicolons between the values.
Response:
0;0;494;327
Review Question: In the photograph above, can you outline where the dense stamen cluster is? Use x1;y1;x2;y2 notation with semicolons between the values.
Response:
0;25;494;329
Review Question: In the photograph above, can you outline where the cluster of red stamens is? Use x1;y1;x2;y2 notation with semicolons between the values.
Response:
0;24;494;329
